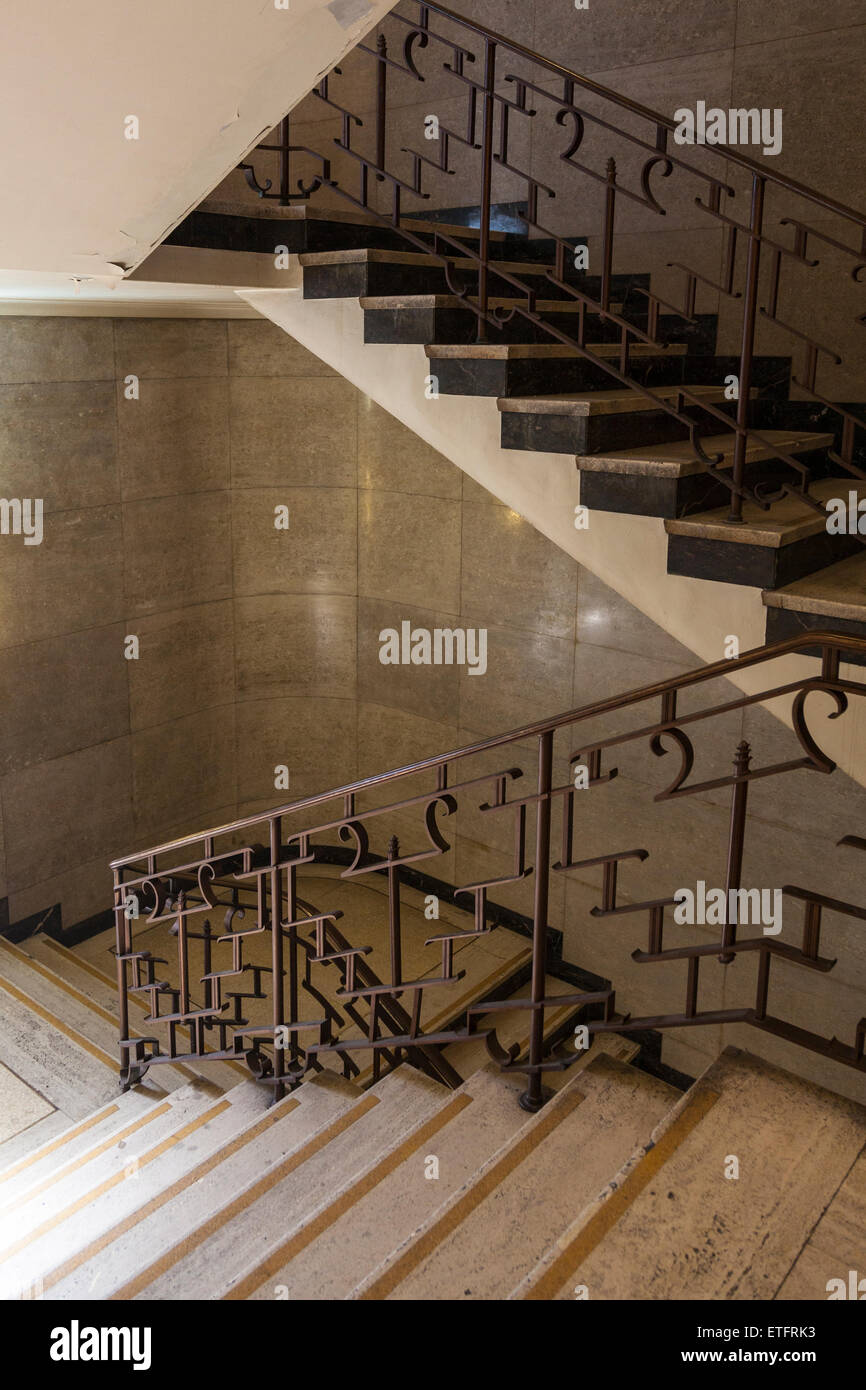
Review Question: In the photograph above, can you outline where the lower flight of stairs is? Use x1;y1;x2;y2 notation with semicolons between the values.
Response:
1;930;865;1301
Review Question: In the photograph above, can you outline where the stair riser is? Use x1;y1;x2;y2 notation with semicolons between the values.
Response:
363;306;647;346
764;606;866;665
304;262;643;303
167;211;593;263
668;528;865;589
428;355;689;399
501;404;723;456
582;449;837;520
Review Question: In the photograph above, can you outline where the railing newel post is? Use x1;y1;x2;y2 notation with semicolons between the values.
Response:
520;728;555;1113
476;36;497;343
729;172;766;523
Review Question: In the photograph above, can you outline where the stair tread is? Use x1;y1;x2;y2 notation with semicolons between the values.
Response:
762;550;866;619
498;383;729;416
243;1063;531;1300
0;938;217;1094
201;200;507;240
50;1071;361;1300
359;294;621;313
665;477;860;547
580;429;834;479
0;1080;235;1293
776;1148;866;1299
0;1087;159;1207
123;1066;449;1301
301;248;590;279
426;341;687;360
353;1053;676;1301
23;936;249;1089
516;1047;866;1301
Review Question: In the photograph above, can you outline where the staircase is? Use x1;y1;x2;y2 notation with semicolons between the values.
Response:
214;204;865;660
3;0;866;1311
130;0;866;766
2;928;865;1301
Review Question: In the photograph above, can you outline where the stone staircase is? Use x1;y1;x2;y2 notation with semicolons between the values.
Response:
2;931;865;1301
158;198;866;663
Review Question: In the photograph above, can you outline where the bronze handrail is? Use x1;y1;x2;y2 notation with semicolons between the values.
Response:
112;632;866;1110
111;630;860;867
239;1;865;524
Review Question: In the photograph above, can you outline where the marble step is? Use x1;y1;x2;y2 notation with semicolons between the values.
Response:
665;476;865;589
515;1047;866;1301
50;1071;361;1301
579;429;834;520
0;1085;161;1210
352;1052;678;1301
18;935;248;1092
776;1147;866;1299
424;340;689;399
243;1064;531;1300
499;383;737;457
0;962;139;1124
763;550;866;664
360;293;630;345
171;200;513;258
0;939;197;1096
124;1065;449;1301
0;1079;236;1296
0;1110;78;1176
300;247;645;303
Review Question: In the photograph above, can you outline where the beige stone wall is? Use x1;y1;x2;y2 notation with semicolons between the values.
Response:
1;314;864;1105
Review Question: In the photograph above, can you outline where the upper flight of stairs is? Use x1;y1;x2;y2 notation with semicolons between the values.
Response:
2;911;864;1302
155;198;866;654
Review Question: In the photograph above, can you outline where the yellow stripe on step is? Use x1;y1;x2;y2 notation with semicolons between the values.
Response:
45;1094;302;1291
358;1086;586;1300
0;1100;174;1214
110;1092;381;1300
0;1104;120;1186
224;1091;474;1300
522;1086;721;1300
0;1099;229;1262
0;978;117;1070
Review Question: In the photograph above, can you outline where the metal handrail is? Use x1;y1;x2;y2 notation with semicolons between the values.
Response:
239;0;865;525
112;630;861;867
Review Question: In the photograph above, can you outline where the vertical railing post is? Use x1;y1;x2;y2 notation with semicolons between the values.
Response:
278;116;291;206
729;173;765;522
476;37;497;343
376;35;388;182
387;835;403;986
114;869;130;1079
270;815;285;1100
600;157;617;314
521;728;554;1113
720;740;751;964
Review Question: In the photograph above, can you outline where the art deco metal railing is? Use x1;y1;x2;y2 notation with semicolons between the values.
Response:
112;632;866;1111
239;0;865;527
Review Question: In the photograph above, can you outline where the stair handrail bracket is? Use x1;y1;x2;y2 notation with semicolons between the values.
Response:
111;633;866;1108
239;0;866;528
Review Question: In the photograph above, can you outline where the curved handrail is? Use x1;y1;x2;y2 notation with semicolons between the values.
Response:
112;629;865;868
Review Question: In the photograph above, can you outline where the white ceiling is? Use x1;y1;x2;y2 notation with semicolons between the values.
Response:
1;0;394;290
